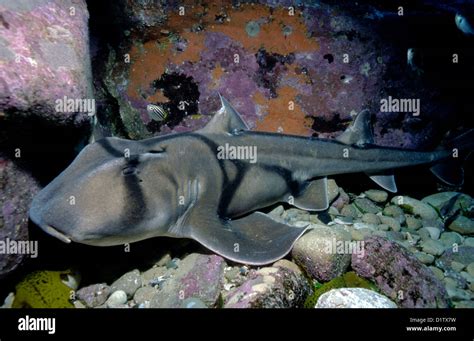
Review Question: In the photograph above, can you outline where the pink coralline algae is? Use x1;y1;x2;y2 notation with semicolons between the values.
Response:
352;236;449;308
0;0;93;126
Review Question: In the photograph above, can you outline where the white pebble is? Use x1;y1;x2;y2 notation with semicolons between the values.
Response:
106;290;127;308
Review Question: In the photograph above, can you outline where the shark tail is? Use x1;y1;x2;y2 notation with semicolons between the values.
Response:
430;129;474;186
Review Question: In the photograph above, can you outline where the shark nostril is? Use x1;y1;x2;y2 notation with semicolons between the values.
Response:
122;166;137;176
42;224;72;244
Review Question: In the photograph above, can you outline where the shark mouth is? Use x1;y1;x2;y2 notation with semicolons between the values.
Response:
42;224;72;244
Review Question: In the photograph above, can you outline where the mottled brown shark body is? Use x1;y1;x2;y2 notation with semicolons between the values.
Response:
29;95;472;265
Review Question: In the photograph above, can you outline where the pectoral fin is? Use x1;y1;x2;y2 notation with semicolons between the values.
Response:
293;177;329;211
189;212;309;265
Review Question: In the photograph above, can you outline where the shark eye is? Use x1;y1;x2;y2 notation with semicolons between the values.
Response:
122;165;138;176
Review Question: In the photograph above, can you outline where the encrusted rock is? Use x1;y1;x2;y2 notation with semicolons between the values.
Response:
76;283;111;308
149;254;225;308
224;266;310;308
0;156;40;278
351;236;449;308
0;0;93;125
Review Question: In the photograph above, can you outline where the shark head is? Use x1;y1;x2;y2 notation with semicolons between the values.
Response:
29;137;177;246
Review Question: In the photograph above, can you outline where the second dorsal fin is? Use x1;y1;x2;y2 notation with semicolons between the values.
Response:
199;93;249;134
335;110;374;146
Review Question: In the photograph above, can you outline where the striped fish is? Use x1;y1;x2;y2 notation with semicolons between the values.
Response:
147;104;168;122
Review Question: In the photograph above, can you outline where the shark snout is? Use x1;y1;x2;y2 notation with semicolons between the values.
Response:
29;188;74;244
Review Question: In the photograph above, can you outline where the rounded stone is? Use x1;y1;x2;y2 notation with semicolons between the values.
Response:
422;192;473;213
406;215;422;230
353;198;381;214
451;261;465;273
383;205;406;224
351;227;373;241
391;196;438;221
439;232;463;248
362;213;380;225
464;238;474;247
444;276;458;289
315;288;397;308
421;239;445;256
273;259;303;275
414;252;435;265
448;215;474;235
424;226;441;240
341;204;360;218
110;269;142;299
182;297;207;308
364;189;388;203
106;290;127;308
379;215;401;232
292;226;351;282
418;228;433;241
467;263;474;277
429;266;445;281
460;271;474;283
75;283;111;308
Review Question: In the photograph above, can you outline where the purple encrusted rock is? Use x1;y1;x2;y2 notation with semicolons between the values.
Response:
0;0;93;126
224;266;310;308
0;155;40;278
149;253;226;308
351;236;449;308
75;283;111;308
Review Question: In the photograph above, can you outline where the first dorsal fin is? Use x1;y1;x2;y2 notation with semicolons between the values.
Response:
335;110;374;146
199;93;249;134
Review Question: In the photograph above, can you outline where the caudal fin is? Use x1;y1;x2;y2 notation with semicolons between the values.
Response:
430;129;474;186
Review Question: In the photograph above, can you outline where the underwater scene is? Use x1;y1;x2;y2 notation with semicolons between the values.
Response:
1;0;474;320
